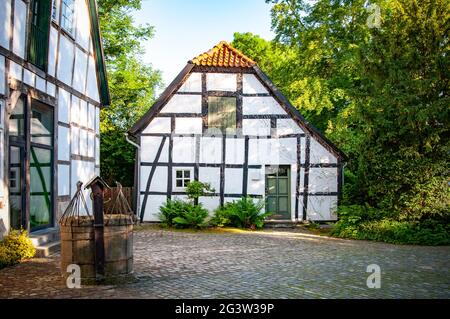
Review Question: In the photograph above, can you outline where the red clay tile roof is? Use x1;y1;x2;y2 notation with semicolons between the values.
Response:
190;41;256;68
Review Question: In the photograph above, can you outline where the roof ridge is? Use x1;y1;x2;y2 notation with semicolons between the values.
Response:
190;41;256;68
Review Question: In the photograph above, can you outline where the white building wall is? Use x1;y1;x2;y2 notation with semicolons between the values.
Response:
137;71;340;222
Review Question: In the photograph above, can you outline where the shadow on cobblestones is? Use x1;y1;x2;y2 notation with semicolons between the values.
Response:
0;228;449;299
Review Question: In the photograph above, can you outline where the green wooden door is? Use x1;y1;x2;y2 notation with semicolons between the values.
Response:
265;166;290;220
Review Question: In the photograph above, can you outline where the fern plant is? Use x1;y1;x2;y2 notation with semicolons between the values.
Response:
214;197;272;229
172;204;209;229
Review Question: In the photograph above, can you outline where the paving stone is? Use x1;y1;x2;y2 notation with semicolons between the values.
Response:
0;228;449;298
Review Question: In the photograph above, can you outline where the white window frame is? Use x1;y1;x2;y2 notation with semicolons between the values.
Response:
51;0;60;22
173;168;193;191
60;0;75;37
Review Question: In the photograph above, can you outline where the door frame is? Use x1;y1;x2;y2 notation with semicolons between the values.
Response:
7;93;56;232
265;165;291;220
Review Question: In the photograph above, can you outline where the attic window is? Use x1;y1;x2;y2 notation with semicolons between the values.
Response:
208;97;236;132
61;0;75;36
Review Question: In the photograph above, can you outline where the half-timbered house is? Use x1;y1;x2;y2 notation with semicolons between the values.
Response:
129;41;346;223
0;0;109;238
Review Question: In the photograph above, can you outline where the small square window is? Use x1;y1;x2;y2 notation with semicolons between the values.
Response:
175;169;192;190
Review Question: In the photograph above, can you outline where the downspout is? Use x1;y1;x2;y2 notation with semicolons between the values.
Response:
124;132;140;224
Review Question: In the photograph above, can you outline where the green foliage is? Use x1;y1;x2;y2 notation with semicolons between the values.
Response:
185;181;215;202
332;205;450;245
212;197;272;229
98;0;162;186
158;199;208;229
234;0;449;243
0;230;36;269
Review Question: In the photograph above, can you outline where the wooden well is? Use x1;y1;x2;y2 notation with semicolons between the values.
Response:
60;215;133;283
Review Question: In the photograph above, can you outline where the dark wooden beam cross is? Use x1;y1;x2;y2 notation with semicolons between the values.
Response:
85;176;110;279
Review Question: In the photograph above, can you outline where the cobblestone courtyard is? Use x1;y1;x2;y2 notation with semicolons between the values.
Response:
0;227;449;299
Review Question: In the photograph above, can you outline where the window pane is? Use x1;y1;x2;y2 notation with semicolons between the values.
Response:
267;178;277;194
183;179;190;187
278;179;288;194
266;197;277;213
31;101;54;146
61;0;74;35
176;179;183;187
176;170;182;178
278;197;289;212
184;170;190;178
10;98;25;137
52;0;59;21
208;97;236;130
30;147;52;228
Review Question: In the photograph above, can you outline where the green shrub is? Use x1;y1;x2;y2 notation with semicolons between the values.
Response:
185;181;214;202
0;230;36;269
158;199;208;229
212;197;272;229
332;205;450;245
158;199;190;227
172;204;209;229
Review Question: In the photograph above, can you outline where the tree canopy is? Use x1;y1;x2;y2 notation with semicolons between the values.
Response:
233;0;449;224
97;0;162;186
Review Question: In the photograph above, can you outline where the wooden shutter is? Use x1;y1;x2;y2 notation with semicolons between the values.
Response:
29;0;51;70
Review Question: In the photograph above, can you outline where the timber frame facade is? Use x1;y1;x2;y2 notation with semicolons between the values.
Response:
0;0;109;237
130;42;347;223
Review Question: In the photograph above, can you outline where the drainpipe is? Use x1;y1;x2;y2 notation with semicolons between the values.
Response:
124;132;140;224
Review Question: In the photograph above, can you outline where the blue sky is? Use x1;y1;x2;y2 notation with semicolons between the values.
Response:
132;0;275;88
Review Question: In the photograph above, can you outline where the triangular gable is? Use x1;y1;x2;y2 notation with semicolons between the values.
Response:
129;42;347;161
87;0;110;106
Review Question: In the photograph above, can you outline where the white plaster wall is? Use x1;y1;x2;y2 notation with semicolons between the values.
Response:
140;166;168;193
57;164;70;196
71;126;79;155
199;196;220;214
87;131;95;158
225;138;244;164
9;61;22;80
46;82;56;97
247;167;265;195
95;107;100;134
140;194;166;221
161;95;202;114
310;139;337;164
277;119;304;136
12;0;26;58
224;168;243;194
70;160;95;211
57;126;70;161
242;119;271;136
58;89;70;123
141;136;169;162
178;72;201;93
86;55;100;102
71;95;80;124
95;136;100;166
79;100;88;126
173;136;196;163
290;164;298;221
175;117;202;134
79;129;88;157
278;138;297;164
73;48;88;93
75;0;91;51
47;26;58;77
57;35;75;85
199;167;221;192
200;137;222;164
142;117;171;134
307;196;338;221
0;56;5;95
23;69;35;87
206;73;236;91
87;103;95;130
308;168;338;193
243;74;268;94
243;96;287;115
0;0;11;50
35;76;46;92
